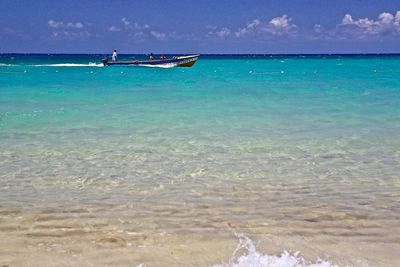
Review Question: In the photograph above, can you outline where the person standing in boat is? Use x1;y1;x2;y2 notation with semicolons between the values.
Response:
149;53;154;61
112;49;118;62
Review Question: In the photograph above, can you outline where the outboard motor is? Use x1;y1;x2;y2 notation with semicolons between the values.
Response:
101;58;109;66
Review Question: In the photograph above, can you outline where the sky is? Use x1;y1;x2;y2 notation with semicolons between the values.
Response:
1;0;400;54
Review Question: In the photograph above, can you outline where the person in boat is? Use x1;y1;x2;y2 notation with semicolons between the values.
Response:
149;53;154;61
160;55;166;61
112;49;118;62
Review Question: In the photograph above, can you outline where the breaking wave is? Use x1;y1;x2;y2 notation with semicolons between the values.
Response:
137;235;337;267
214;235;337;267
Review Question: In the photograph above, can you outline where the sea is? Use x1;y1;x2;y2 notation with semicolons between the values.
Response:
0;54;399;266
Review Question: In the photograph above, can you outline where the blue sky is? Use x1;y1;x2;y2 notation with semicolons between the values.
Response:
1;0;400;53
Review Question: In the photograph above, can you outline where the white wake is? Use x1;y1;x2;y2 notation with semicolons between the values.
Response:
32;62;103;67
138;63;177;68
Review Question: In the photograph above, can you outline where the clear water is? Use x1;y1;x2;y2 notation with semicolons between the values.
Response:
0;54;399;266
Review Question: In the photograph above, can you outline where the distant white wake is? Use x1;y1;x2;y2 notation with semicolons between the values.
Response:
32;62;103;67
2;62;177;68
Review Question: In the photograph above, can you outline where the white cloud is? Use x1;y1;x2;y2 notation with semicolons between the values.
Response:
266;15;297;36
133;22;150;30
108;25;121;32
48;19;88;40
110;18;172;41
396;11;400;26
379;12;394;25
50;30;90;40
48;20;84;29
313;24;323;33
341;14;354;25
48;20;63;29
108;18;155;41
235;16;296;38
120;18;150;29
337;11;400;38
128;31;146;43
67;22;83;29
235;19;261;37
150;30;166;40
208;27;231;39
121;17;130;26
117;18;151;31
215;27;231;38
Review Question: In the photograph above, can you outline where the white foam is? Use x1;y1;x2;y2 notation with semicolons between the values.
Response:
215;235;337;267
0;63;16;66
32;62;103;67
138;63;177;68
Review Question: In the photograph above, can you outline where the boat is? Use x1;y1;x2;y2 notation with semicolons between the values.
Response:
101;54;199;67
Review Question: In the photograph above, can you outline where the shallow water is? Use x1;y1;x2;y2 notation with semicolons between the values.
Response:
0;54;400;266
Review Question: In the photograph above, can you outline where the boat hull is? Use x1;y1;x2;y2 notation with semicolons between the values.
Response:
102;55;199;67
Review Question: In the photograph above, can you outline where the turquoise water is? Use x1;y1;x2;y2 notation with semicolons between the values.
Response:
2;55;399;150
1;54;400;266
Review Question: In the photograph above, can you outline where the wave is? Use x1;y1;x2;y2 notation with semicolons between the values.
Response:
0;63;16;66
214;235;336;267
32;62;103;67
136;235;337;267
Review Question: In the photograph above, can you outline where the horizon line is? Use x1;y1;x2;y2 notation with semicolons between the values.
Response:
2;53;400;56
